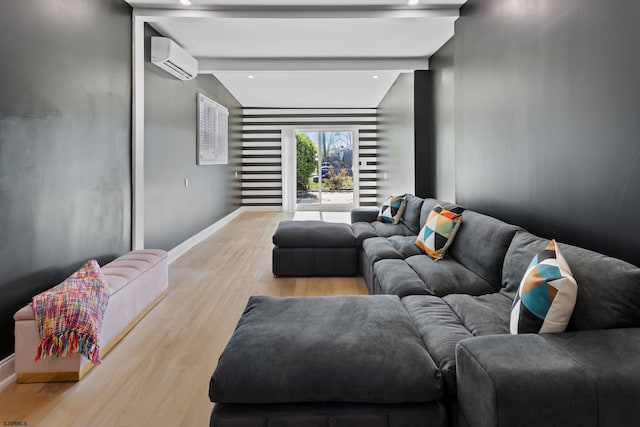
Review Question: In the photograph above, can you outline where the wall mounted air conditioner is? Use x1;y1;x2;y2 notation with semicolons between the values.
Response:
151;37;198;81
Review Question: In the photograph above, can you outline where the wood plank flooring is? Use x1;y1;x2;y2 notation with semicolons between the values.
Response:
0;211;368;426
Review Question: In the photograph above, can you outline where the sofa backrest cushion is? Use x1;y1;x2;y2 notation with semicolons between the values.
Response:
502;231;640;331
399;194;424;234
419;198;457;230
447;210;521;290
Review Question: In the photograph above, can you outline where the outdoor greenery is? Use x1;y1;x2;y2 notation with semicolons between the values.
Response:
296;132;317;192
322;168;354;191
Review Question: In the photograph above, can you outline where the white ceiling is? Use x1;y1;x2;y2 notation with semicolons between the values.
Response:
126;0;465;107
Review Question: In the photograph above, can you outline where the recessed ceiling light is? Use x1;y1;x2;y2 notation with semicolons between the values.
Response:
180;0;191;5
373;75;379;79
408;0;419;5
248;75;255;79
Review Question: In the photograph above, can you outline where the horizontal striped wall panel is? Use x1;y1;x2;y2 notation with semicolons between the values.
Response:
242;108;378;207
242;149;282;155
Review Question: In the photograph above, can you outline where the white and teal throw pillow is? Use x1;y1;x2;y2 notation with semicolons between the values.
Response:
510;240;578;334
377;195;407;224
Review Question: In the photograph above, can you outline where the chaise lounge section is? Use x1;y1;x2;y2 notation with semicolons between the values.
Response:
209;195;640;427
210;295;447;427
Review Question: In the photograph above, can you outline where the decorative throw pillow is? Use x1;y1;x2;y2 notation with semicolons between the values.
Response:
415;205;464;260
377;194;407;224
510;240;578;334
32;260;111;364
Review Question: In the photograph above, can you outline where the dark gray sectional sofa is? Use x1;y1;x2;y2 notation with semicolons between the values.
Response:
209;195;640;427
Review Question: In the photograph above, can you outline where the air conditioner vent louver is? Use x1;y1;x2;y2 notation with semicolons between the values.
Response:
162;60;195;80
151;37;198;81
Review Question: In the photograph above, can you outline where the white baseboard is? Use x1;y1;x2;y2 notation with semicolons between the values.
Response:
0;354;16;392
168;207;246;264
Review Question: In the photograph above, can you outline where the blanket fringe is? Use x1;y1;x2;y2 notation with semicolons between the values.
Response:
35;330;102;365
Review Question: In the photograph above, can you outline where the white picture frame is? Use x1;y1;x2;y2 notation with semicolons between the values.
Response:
197;93;229;165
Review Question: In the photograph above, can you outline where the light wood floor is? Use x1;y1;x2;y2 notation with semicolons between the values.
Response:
0;211;368;426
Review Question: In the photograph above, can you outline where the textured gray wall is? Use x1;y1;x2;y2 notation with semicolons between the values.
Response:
377;73;415;202
0;0;132;359
446;0;640;266
144;26;242;251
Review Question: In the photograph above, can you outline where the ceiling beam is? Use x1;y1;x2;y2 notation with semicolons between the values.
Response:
197;57;429;72
135;6;459;21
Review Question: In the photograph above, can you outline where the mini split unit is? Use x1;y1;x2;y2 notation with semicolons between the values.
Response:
151;37;198;80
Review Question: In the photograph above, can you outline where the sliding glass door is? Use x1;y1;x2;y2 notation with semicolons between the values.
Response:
295;129;358;210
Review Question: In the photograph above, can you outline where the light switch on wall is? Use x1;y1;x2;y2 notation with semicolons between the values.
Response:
185;178;189;188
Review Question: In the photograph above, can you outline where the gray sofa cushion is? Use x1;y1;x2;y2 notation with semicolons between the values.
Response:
361;236;423;265
371;221;415;237
210;295;442;404
387;235;424;259
350;207;380;224
456;328;640;427
352;222;379;245
502;231;640;330
362;237;403;263
351;221;415;246
359;249;377;294
441;293;512;337
456;334;598;427
374;259;431;297
399;194;424;234
402;295;472;397
543;328;640;426
402;293;511;397
405;255;496;297
273;221;356;248
447;210;520;290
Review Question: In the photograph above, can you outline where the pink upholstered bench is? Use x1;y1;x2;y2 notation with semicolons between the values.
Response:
13;249;168;383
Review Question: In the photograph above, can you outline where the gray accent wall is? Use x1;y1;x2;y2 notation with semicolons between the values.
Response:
414;70;436;199
431;0;640;266
377;73;416;202
144;26;242;250
0;0;132;359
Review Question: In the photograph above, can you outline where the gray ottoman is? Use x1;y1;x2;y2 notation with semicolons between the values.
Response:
272;220;358;276
209;295;446;427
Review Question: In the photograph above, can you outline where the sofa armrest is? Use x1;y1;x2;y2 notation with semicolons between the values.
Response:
456;329;640;427
351;207;379;224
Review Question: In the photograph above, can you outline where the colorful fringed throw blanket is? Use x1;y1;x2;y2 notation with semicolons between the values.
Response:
32;259;110;365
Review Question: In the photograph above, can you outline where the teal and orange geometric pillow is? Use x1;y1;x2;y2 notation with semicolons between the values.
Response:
510;240;578;334
415;205;464;260
377;194;407;224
